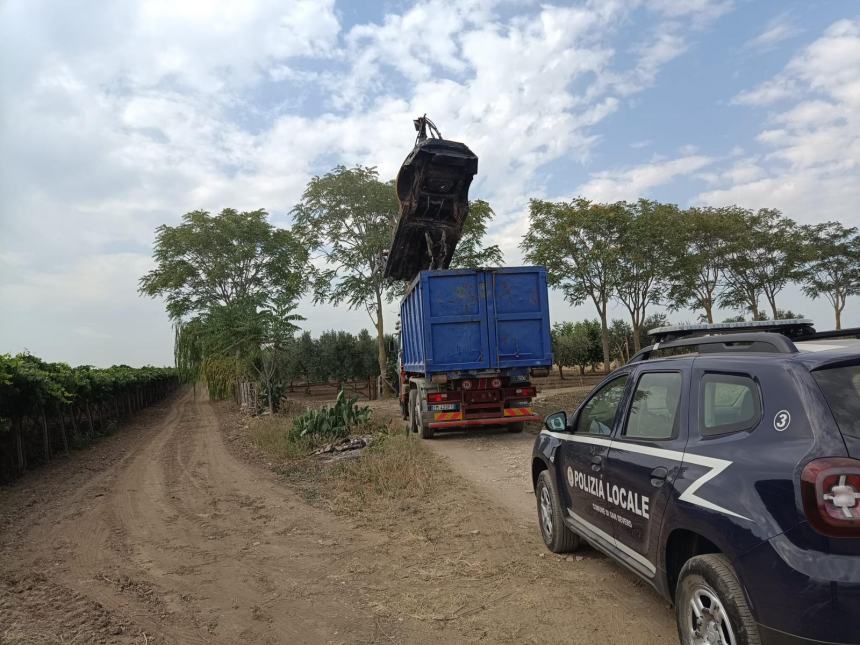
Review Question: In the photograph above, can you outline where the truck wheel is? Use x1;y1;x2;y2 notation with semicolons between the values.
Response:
507;422;525;433
407;390;418;435
414;392;434;439
535;470;580;553
676;554;760;645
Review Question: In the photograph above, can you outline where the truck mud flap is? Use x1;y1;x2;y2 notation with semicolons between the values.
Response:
384;116;478;282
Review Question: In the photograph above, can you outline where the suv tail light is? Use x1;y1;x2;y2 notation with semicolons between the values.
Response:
800;457;860;537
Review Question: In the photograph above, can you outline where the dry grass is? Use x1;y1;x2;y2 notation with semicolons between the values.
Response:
247;414;315;460
326;434;448;512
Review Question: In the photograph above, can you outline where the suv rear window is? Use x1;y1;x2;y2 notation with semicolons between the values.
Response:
813;364;860;439
700;373;761;436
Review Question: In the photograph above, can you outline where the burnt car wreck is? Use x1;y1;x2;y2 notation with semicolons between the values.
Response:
383;116;478;282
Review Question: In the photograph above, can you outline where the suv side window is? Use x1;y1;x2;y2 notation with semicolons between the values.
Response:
622;372;682;441
575;375;629;436
700;373;761;437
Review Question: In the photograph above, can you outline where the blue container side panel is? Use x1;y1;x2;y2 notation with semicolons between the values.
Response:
488;268;553;369
423;271;490;372
400;267;552;375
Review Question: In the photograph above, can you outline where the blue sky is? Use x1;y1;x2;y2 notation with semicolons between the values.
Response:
1;0;858;367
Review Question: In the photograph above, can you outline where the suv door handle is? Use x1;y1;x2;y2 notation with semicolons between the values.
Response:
650;466;668;487
591;455;603;471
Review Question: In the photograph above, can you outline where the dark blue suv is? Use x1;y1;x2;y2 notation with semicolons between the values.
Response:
532;322;860;645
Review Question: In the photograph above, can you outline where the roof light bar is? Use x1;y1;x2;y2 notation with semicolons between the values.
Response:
648;319;815;344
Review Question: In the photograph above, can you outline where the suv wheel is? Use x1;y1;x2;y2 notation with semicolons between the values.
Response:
676;554;760;645
535;470;581;553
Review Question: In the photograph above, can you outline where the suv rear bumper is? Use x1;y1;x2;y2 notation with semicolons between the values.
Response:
734;525;860;645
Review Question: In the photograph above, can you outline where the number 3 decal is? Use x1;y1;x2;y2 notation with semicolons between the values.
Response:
774;410;791;432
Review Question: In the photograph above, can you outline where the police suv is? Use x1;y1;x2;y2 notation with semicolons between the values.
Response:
532;320;860;645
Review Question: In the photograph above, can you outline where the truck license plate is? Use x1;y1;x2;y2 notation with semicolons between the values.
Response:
429;403;458;411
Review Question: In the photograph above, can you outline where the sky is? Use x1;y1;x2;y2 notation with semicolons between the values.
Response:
1;0;859;367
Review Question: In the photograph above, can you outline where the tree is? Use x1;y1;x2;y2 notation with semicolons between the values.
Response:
637;312;669;351
608;319;633;365
667;207;734;324
720;208;805;319
449;200;504;268
139;209;307;321
140;209;307;401
614;200;677;352
802;222;860;330
292;166;397;396
551;320;602;378
522;198;624;371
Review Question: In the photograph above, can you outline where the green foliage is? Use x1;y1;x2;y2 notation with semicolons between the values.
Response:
551;320;602;375
292;166;397;392
801;222;860;329
290;390;372;441
139;208;307;321
141;208;308;402
522;198;626;370
719;208;806;319
449;199;504;268
666;206;736;323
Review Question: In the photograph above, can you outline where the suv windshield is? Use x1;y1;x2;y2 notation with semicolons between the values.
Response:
813;364;860;439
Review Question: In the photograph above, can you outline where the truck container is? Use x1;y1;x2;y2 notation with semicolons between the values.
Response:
398;266;553;438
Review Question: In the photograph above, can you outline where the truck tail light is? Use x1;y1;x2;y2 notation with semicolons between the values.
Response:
514;386;536;397
427;392;448;403
800;457;860;537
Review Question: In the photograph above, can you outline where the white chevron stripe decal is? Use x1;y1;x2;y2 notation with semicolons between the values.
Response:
541;431;751;521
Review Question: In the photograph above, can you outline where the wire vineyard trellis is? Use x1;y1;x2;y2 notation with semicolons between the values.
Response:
0;353;177;482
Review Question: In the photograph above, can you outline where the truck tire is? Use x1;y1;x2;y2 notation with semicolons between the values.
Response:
676;554;760;645
407;389;418;435
414;390;434;439
535;470;580;553
507;422;525;433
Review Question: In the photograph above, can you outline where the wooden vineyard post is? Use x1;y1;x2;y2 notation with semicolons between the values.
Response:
41;408;52;461
57;405;69;456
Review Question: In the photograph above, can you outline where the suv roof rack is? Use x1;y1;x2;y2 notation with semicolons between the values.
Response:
630;332;799;363
647;319;815;343
793;326;860;341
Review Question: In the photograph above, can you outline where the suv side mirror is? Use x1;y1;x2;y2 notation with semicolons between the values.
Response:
544;411;568;432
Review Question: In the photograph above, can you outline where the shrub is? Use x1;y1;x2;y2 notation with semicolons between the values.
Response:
289;390;371;441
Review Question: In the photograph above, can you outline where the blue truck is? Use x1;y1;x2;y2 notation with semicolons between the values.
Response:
398;266;553;438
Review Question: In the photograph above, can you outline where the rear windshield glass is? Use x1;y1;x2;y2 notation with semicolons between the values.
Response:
813;364;860;439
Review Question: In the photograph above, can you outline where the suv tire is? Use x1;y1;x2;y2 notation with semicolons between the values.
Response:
535;470;581;553
676;554;761;645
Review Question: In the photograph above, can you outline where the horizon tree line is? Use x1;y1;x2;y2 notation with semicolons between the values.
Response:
139;167;859;403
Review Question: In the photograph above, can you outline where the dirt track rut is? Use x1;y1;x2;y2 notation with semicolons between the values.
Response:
1;390;389;644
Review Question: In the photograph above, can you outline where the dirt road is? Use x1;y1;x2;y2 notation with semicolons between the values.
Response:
1;388;676;645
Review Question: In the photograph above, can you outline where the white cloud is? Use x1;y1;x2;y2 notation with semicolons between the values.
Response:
575;155;714;202
702;19;860;225
744;13;801;51
0;0;736;364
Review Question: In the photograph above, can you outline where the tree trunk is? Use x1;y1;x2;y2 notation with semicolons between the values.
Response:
599;307;610;373
835;305;842;331
557;364;565;379
631;321;642;353
374;292;393;398
703;301;714;324
768;297;779;320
